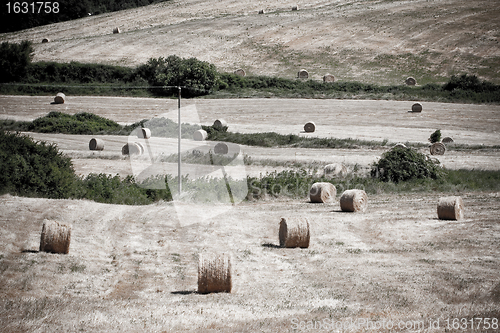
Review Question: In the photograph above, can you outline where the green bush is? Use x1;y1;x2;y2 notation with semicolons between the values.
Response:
0;41;34;82
0;131;76;198
28;111;122;134
371;146;444;183
429;129;441;143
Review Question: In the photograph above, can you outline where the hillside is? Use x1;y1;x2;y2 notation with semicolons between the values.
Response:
1;0;499;85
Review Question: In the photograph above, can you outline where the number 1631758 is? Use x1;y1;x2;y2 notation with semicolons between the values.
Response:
6;2;59;14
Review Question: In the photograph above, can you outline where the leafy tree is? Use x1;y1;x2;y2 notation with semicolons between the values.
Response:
429;129;441;143
371;146;444;183
0;41;34;82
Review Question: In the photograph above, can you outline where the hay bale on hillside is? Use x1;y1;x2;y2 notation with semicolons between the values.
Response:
113;27;120;34
39;220;71;254
442;137;454;144
292;5;298;11
42;38;50;43
122;143;142;155
323;74;335;83
258;9;265;14
135;142;145;155
234;69;246;77
198;253;232;294
138;128;151;139
310;182;336;203
193;129;208;141
340;189;368;212
437;196;464;220
304;121;316;133
54;92;65;104
89;138;104;151
393;143;407;149
324;163;347;177
298;69;309;79
213;119;227;130
214;142;229;155
279;217;310;248
411;102;422;112
405;77;417;86
430;142;445;155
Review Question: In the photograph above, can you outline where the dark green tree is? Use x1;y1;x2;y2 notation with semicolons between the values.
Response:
0;41;34;82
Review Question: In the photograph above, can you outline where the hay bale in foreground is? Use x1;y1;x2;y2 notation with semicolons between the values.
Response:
122;143;142;155
214;142;229;155
442;137;454;144
234;69;246;77
198;253;232;294
213;119;227;130
89;138;104;151
39;220;71;254
54;92;65;104
437;196;464;220
324;163;347;177
138;128;151;139
411;102;422;112
323;74;335;83
279;217;310;248
340;189;368;212
405;77;417;86
298;69;309;79
193;129;208;141
430;142;446;155
113;27;120;34
310;182;336;203
304;121;316;133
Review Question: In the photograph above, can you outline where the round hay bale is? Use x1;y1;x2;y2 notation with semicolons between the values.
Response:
405;77;417;86
292;5;298;11
324;163;347;177
198;253;232;294
437;196;464;220
89;138;104;151
310;182;336;203
113;27;120;34
442;137;454;144
135;142;145;155
234;69;246;77
193;129;208;141
214;142;229;155
213;119;227;130
323;74;335;83
304;121;316;133
393;143;407;149
279;217;310;248
122;143;142;155
138;128;151;139
54;92;65;104
258;9;265;14
42;38;50;43
298;69;309;79
340;189;368;212
39;220;71;254
411;102;422;112
430;142;446;155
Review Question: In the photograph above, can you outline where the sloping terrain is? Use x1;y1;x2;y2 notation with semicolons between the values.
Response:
1;0;499;84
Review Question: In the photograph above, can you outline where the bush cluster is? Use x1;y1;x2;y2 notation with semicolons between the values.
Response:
28;111;122;134
371;146;444;183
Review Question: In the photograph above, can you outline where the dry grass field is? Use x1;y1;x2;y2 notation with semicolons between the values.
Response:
1;0;499;84
1;0;500;331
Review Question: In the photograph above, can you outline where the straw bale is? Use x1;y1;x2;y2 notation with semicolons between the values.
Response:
437;196;464;220
42;38;50;43
430;142;445;155
138;128;151;139
89;138;104;151
304;121;316;133
340;189;368;212
292;5;298;11
122;143;142;155
279;217;310;248
298;69;309;79
213;119;227;130
324;163;347;177
113;27;120;34
198;253;232;294
442;137;454;144
54;92;65;104
39;220;71;254
310;182;336;203
214;142;229;155
234;69;246;77
411;102;422;112
405;77;417;86
323;74;335;83
193;129;208;141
